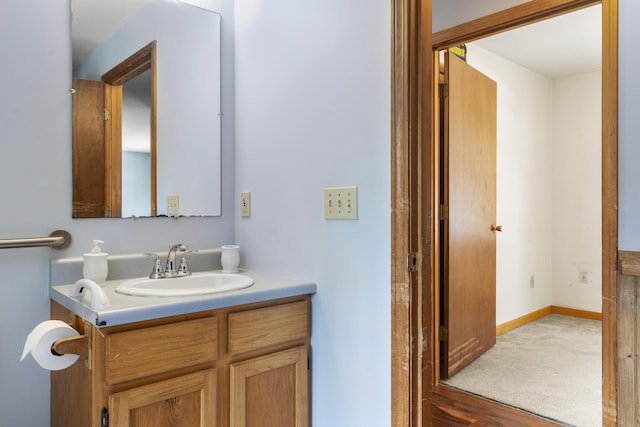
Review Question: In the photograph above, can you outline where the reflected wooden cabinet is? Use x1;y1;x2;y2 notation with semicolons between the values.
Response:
51;295;311;427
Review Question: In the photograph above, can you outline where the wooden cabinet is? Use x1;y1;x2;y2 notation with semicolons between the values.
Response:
110;369;217;427
230;347;308;427
51;295;311;427
228;301;310;427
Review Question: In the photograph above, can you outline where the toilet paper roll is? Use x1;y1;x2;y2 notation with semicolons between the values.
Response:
20;320;80;371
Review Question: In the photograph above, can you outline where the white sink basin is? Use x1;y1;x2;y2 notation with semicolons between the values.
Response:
115;272;254;297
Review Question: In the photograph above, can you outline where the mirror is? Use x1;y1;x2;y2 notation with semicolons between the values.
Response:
71;0;221;218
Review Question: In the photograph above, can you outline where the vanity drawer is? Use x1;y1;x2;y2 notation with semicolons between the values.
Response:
228;300;309;355
105;316;218;384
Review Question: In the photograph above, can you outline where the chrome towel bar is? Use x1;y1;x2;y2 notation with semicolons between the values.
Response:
0;230;71;250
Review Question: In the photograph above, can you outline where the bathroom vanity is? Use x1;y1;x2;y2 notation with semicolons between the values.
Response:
49;256;315;427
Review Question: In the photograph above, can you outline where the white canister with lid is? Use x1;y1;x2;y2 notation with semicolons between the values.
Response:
83;240;108;285
221;245;240;273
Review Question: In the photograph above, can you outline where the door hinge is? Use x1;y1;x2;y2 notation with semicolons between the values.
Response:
439;204;448;221
439;325;448;341
407;252;418;272
100;407;109;427
439;83;449;99
103;108;111;121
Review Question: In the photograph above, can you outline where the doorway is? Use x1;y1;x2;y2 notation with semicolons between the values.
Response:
389;0;618;425
437;19;603;422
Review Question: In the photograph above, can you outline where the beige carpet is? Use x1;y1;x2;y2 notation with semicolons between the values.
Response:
442;314;601;427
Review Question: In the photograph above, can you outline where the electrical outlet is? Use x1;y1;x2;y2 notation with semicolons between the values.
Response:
324;186;358;219
240;192;251;217
579;271;589;284
167;194;179;217
530;275;535;289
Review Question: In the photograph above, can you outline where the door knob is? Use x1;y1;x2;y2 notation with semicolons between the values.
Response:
491;224;503;232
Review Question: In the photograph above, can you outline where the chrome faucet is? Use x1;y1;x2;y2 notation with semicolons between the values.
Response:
164;243;188;278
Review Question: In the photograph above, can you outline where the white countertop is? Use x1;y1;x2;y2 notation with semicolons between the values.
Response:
50;270;316;327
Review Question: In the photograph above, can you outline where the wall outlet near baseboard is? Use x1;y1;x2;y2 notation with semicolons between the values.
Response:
579;270;589;284
530;275;535;289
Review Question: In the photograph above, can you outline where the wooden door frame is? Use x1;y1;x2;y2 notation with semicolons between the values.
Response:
391;0;618;425
102;41;158;217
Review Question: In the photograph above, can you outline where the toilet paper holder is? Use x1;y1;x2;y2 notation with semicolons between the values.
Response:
51;334;89;360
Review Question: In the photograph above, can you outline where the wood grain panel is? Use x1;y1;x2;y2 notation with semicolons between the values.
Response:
109;369;216;427
550;305;602;320
229;346;308;427
228;301;308;355
72;78;105;218
618;250;640;276
442;53;497;378
496;307;552;336
245;365;296;427
106;317;217;384
50;301;92;427
602;1;619;424
390;0;434;425
431;386;561;426
616;274;637;426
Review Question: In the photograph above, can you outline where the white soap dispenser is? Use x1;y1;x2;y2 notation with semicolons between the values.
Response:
83;240;108;285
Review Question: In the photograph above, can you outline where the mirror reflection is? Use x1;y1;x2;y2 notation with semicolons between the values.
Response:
71;0;222;218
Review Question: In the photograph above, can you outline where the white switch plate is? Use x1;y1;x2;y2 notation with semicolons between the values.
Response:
167;194;179;217
240;192;251;217
324;186;357;219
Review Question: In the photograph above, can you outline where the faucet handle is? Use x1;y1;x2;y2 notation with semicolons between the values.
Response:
146;254;164;279
177;256;192;277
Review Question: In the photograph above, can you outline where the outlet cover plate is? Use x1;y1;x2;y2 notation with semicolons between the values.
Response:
324;186;357;219
167;194;179;217
240;192;251;217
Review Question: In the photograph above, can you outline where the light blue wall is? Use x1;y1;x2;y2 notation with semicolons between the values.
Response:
122;151;151;217
0;0;235;425
74;1;223;217
4;0;638;426
234;1;391;426
618;0;640;250
433;0;529;32
75;1;391;425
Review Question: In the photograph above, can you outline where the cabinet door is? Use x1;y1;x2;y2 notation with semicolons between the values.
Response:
109;369;216;427
230;346;309;427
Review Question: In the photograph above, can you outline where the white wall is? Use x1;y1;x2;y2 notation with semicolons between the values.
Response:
466;44;555;324
467;44;602;322
234;0;391;426
0;0;235;425
552;72;602;312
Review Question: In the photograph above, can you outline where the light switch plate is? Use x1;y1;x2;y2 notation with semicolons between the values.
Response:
324;186;357;219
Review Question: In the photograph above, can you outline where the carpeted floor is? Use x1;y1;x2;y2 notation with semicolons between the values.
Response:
442;314;601;427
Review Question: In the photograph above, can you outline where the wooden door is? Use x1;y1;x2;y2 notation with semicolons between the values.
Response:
441;52;497;378
230;346;309;427
72;78;105;218
109;369;216;426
